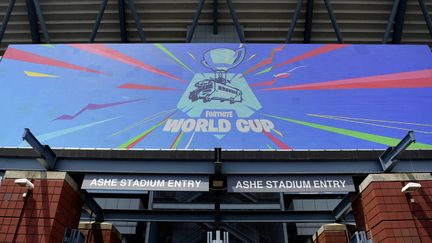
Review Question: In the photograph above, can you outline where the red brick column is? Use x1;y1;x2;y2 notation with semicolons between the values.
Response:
312;223;349;243
0;171;83;243
352;173;432;243
79;222;121;243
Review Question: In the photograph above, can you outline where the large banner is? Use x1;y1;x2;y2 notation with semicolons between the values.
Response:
0;44;431;149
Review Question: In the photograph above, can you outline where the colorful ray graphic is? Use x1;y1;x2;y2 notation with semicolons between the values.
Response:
251;73;290;87
188;52;197;60
307;114;432;127
19;117;120;146
111;109;177;137
247;54;257;62
170;131;185;149
263;131;291;149
117;83;179;91
308;114;432;134
254;66;273;76
155;44;195;73
261;69;432;91
263;114;432;149
276;44;350;67
184;131;196;149
242;44;285;76
69;44;185;83
3;48;106;74
24;71;59;78
54;98;145;121
252;66;307;87
119;112;176;149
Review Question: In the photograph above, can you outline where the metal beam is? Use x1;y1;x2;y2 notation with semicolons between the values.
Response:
151;203;281;210
103;209;337;223
3;156;432;175
418;0;432;38
0;0;17;44
392;0;407;44
22;128;57;170
213;0;218;35
83;192;104;222
333;193;353;222
26;0;41;43
323;0;343;43
128;0;146;42
226;0;245;43
89;0;109;42
118;0;128;42
186;0;206;43
383;0;401;43
379;131;415;172
286;0;304;43
32;0;50;43
303;0;314;43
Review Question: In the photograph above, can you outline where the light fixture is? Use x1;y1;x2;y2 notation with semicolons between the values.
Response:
401;182;421;193
14;178;34;190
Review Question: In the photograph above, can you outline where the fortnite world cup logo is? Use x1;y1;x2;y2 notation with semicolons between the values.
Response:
189;47;246;104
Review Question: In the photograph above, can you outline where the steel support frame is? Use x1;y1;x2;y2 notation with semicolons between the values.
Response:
1;0;49;44
89;0;145;43
118;0;128;42
392;0;407;44
384;0;432;43
303;0;314;43
286;0;304;43
0;0;17;44
213;0;218;35
3;157;432;175
102;209;338;223
379;131;415;172
288;0;343;43
22;128;57;170
186;0;245;43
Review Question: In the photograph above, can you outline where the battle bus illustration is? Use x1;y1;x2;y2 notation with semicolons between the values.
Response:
189;79;243;104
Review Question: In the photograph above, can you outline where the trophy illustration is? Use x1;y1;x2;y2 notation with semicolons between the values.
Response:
188;47;246;104
201;47;246;84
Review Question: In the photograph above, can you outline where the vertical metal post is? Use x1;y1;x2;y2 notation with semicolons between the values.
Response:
26;0;41;43
213;0;219;35
186;0;206;43
280;193;289;243
392;0;407;44
418;0;432;38
128;0;146;43
118;0;128;42
383;0;401;43
0;0;17;44
89;0;109;43
226;0;245;43
32;0;50;43
303;0;314;43
323;0;343;43
144;191;154;243
286;0;304;43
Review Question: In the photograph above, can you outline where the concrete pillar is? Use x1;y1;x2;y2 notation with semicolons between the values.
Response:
352;173;432;243
0;171;83;243
312;223;349;243
79;222;122;243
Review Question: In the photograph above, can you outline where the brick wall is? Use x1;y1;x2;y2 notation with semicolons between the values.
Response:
312;223;349;243
352;173;432;243
0;171;83;243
